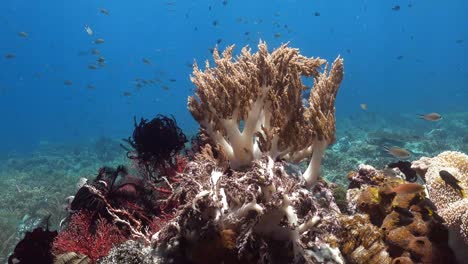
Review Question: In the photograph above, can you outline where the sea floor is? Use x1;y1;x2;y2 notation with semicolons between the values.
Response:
0;111;466;262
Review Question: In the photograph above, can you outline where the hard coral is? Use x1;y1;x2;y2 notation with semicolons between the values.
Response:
188;41;343;187
412;151;468;248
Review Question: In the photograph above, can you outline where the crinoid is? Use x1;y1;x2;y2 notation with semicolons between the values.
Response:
122;115;187;181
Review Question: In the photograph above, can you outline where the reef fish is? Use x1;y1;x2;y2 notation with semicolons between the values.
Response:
360;103;367;110
439;170;466;198
84;25;93;36
392;183;424;195
419;112;442;121
99;8;109;15
385;147;411;159
94;38;105;44
18;31;28;38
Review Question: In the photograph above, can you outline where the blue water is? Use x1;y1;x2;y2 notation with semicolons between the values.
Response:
0;0;467;153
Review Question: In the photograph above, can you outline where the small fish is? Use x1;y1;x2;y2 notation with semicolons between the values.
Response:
94;38;105;44
15;184;22;193
142;58;152;65
418;112;442;121
64;80;73;86
439;170;466;198
162;85;170;91
222;0;228;6
346;48;351;53
169;78;177;82
84;25;93;36
97;56;106;63
392;183;424;195
99;8;109;15
396;55;404;60
314;12;321;17
91;48;100;55
123;91;132;97
392;5;401;11
212;20;219;26
86;84;96;90
456;39;464;44
244;31;250;35
385;147;411;159
4;53;16;59
208;47;214;54
393;206;414;218
88;64;98;70
216;38;222;44
274;32;281;38
360;103;367;110
18;31;28;38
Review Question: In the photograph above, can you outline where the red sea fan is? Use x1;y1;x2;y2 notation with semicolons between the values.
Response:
52;211;127;262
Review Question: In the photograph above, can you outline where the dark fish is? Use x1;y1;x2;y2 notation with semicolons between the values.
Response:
393;206;414;218
169;79;177;82
123;91;132;97
212;20;219;26
91;48;100;55
419;112;442;121
4;53;16;59
274;33;281;38
387;161;418;182
208;48;214;54
314;12;320;17
392;5;400;11
439;170;466;198
88;64;98;70
392;183;424;195
396;55;404;60
94;38;105;44
456;39;464;44
216;38;222;44
162;85;170;91
142;58;152;65
346;49;351;53
208;5;212;11
408;4;413;8
244;31;250;35
100;8;109;15
64;80;73;86
87;84;95;90
222;0;228;6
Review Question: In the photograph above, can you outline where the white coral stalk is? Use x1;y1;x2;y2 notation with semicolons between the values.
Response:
303;140;327;187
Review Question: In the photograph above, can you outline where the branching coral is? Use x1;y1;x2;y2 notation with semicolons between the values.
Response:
188;41;343;187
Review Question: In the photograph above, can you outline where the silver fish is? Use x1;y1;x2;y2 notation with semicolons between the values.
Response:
385;146;411;159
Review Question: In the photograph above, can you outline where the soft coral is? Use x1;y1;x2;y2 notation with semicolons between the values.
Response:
52;211;127;262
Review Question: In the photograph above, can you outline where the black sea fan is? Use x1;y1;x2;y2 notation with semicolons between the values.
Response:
122;115;187;180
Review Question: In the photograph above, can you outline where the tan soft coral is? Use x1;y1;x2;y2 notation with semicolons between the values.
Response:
188;41;344;187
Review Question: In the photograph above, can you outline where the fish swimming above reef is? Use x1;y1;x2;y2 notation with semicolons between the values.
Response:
18;31;28;38
4;53;16;59
93;38;105;44
142;58;152;65
99;8;109;15
384;146;411;159
418;112;442;121
439;170;466;198
392;183;424;195
84;25;93;36
360;103;367;110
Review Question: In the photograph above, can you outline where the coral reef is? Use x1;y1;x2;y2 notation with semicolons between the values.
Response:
151;155;345;263
346;163;457;263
